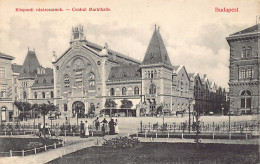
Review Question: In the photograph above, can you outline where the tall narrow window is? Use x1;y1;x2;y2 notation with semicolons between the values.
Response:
50;91;54;98
151;71;154;79
110;88;115;96
134;87;139;95
241;47;246;58
0;67;5;78
241;90;251;108
64;104;68;112
149;84;156;94
0;86;6;98
42;92;45;99
247;47;252;57
89;72;95;89
240;69;246;79
34;92;37;99
64;74;70;87
246;67;252;78
122;87;126;95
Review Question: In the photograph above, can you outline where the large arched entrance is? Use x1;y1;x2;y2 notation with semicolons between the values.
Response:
72;101;85;118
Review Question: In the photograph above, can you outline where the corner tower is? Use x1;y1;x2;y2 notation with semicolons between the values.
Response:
141;25;173;115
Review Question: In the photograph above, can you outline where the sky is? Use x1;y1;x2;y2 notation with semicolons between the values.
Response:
0;0;259;89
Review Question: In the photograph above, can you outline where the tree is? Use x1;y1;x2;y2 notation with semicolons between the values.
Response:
14;101;31;121
38;101;56;137
105;98;117;116
139;102;148;116
31;103;39;128
120;99;133;117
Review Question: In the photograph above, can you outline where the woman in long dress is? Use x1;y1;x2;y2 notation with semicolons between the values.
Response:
84;120;89;138
115;119;119;134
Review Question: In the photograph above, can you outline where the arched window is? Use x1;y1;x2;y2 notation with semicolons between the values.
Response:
43;79;46;83
64;74;70;87
23;91;27;99
148;71;150;78
42;92;45;99
64;104;68;112
134;87;139;95
149;84;156;94
154;70;157;78
127;87;133;95
151;71;154;79
241;90;251;109
241;47;246;58
50;91;54;98
122;87;126;95
110;88;115;96
34;92;37;99
240;69;246;79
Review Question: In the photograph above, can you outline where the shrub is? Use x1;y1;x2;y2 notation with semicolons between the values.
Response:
102;137;140;149
26;142;43;149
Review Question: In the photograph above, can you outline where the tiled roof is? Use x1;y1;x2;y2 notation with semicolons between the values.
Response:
230;24;260;36
0;52;14;60
12;64;22;73
18;51;41;79
32;71;54;88
107;65;141;81
85;41;141;64
142;28;172;66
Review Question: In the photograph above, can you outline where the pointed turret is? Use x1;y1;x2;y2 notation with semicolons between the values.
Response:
18;49;41;79
142;25;172;67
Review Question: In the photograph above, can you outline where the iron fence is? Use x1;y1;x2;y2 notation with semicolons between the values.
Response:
139;120;259;134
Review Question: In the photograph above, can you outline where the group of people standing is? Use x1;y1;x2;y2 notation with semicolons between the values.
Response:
93;117;119;135
80;120;89;138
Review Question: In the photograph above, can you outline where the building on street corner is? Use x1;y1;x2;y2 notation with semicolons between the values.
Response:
226;24;260;115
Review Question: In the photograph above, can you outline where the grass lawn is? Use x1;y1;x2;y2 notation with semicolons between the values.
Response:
48;142;259;164
0;137;60;152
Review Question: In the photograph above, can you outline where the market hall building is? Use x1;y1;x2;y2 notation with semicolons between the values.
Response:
51;25;225;117
227;24;260;115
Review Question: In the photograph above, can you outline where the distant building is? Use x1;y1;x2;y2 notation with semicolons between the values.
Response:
226;24;260;114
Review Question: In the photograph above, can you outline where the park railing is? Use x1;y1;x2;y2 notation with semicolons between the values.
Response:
0;140;64;157
139;120;260;134
0;123;107;137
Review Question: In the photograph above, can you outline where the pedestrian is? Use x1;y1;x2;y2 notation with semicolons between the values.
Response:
101;118;108;132
115;119;119;134
101;123;106;136
84;120;89;138
93;117;100;131
108;119;115;135
80;121;84;138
